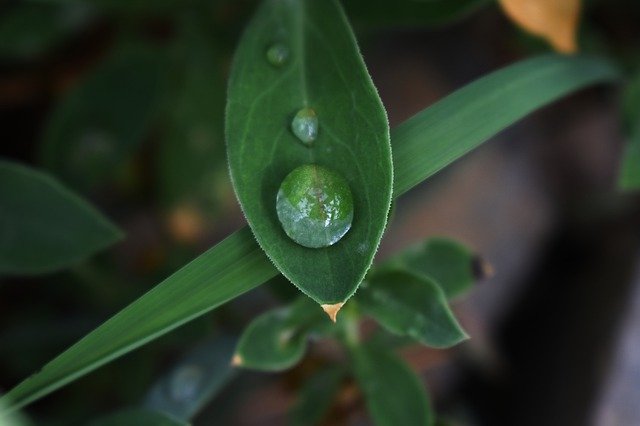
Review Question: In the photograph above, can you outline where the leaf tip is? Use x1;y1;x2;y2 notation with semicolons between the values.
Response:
231;354;243;367
321;302;344;323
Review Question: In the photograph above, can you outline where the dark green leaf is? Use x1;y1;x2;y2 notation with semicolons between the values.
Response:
618;73;640;191
0;160;122;275
352;345;432;426
389;237;479;299
1;54;618;412
358;271;468;348
392;55;620;197
157;13;228;214
40;43;165;192
144;336;237;421
226;0;393;305
88;408;187;426
344;0;490;28
290;366;344;426
233;297;326;371
1;227;277;412
0;3;93;60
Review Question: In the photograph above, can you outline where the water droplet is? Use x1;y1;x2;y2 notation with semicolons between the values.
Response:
291;108;318;146
266;43;289;67
276;164;353;248
168;365;203;402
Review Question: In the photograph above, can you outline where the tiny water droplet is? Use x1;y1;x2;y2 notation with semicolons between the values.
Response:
266;43;289;67
168;365;203;402
291;107;318;146
276;164;353;248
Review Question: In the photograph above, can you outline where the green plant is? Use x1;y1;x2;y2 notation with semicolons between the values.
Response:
0;0;636;424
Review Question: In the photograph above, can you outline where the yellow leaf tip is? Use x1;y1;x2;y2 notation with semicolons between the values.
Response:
321;302;344;323
231;354;243;367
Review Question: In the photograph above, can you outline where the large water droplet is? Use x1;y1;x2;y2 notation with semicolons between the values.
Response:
291;108;318;146
266;43;289;67
276;164;353;248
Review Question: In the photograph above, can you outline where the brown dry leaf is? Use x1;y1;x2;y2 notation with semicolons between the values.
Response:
499;0;581;53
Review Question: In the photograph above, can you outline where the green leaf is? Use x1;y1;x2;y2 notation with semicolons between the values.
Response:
144;335;237;421
0;160;122;275
39;43;165;192
389;237;480;299
289;366;344;426
88;408;187;426
157;13;228;214
233;297;326;371
392;54;620;197
344;0;490;28
0;54;618;412
0;3;93;60
352;345;432;426
618;73;640;191
225;0;393;305
358;270;467;348
0;227;277;413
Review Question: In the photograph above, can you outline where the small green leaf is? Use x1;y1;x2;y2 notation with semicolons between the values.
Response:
40;43;165;192
358;270;468;348
0;160;122;275
344;0;490;28
389;237;481;299
289;366;345;426
226;0;393;306
88;408;187;426
233;297;325;371
144;336;236;421
618;132;640;191
352;345;432;426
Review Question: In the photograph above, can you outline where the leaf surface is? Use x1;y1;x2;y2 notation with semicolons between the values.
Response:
0;160;122;275
226;0;393;305
358;271;468;348
88;408;187;426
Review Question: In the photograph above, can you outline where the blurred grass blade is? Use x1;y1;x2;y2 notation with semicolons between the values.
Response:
0;54;618;413
618;72;640;191
1;228;277;412
88;408;187;426
144;335;237;421
392;54;619;197
0;160;122;275
352;345;432;426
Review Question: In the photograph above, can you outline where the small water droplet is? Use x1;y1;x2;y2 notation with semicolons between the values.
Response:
291;107;318;146
276;164;353;248
266;43;289;67
168;365;203;402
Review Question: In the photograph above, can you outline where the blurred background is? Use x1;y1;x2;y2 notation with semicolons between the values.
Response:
1;0;640;425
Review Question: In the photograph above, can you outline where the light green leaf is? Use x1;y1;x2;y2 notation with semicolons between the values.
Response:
144;335;237;421
0;54;618;412
344;0;490;28
352;345;432;426
39;43;165;192
233;297;326;371
289;365;344;426
226;0;393;305
88;408;187;426
392;54;620;197
0;160;122;275
388;237;481;299
358;270;468;348
1;227;277;413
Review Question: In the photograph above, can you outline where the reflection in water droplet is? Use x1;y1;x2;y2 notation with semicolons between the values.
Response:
169;365;203;402
266;43;289;67
291;108;318;146
276;164;353;248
